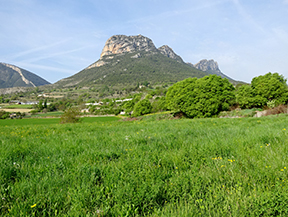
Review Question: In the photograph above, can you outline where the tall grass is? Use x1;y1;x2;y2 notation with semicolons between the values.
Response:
1;116;288;216
0;116;120;126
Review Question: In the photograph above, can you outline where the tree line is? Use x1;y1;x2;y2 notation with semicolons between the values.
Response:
127;72;288;118
1;72;287;119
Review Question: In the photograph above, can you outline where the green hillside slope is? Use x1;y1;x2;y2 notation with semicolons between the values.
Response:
55;51;208;88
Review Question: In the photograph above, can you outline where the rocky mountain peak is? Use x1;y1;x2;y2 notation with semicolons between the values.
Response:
193;59;219;71
100;34;157;58
192;59;232;80
157;45;183;62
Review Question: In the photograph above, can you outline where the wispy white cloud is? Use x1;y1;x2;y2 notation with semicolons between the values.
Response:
127;0;229;25
8;39;73;60
18;63;74;75
231;0;266;33
19;46;91;64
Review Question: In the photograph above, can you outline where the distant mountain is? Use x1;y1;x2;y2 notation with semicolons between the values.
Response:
0;63;50;89
54;34;235;88
188;59;233;80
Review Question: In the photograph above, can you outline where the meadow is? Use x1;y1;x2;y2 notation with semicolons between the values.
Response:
0;116;120;126
1;115;288;216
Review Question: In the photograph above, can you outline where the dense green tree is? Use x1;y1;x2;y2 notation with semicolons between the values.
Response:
38;99;43;111
123;100;135;114
235;85;258;109
0;110;10;119
133;99;152;116
60;107;81;124
166;78;197;112
47;103;56;112
166;75;235;118
44;99;47;109
152;96;167;113
236;72;288;108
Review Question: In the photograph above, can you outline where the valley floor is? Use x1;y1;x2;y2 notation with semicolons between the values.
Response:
1;115;288;216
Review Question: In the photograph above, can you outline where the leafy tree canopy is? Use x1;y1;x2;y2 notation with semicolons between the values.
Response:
166;75;235;118
133;99;152;117
236;72;288;108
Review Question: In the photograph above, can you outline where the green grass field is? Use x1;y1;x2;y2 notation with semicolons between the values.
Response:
0;116;120;126
0;104;33;109
1;115;288;216
28;111;64;118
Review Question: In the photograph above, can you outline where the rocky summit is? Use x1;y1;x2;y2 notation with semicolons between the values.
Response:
191;59;233;80
100;34;157;58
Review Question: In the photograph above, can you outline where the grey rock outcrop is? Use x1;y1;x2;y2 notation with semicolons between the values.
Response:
194;59;220;72
100;34;157;58
193;59;232;80
157;45;183;62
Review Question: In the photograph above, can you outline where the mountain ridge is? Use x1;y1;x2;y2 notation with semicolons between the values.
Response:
0;62;50;89
54;34;236;88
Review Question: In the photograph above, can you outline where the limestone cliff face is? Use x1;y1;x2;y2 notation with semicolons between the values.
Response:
88;34;183;70
157;45;183;62
100;34;157;58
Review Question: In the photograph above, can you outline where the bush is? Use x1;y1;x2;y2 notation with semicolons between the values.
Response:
166;75;235;118
30;110;39;115
133;99;152;116
236;72;288;109
0;110;10;119
60;107;81;124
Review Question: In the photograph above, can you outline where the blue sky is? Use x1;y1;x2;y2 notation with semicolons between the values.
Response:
1;0;288;83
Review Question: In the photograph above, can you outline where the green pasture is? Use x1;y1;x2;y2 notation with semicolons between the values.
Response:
0;104;33;109
0;116;120;126
28;111;64;118
1;115;288;216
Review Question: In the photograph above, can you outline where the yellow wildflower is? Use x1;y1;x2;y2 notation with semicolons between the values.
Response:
31;204;36;208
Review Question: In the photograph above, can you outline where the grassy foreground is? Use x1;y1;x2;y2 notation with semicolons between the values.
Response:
1;115;288;216
0;116;120;126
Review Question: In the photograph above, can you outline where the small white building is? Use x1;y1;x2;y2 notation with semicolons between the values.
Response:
115;98;133;103
85;102;103;106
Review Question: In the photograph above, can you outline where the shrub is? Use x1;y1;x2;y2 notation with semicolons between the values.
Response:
133;99;152;116
166;75;235;118
0;110;10;119
30;110;39;115
236;72;288;109
60;107;81;124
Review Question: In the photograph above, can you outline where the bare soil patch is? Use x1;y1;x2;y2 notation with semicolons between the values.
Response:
1;108;32;113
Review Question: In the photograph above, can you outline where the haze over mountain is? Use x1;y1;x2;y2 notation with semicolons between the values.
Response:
55;34;234;88
0;63;50;89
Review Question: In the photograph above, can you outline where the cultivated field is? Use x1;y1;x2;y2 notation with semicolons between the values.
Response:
0;103;33;113
1;108;33;113
1;115;288;216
